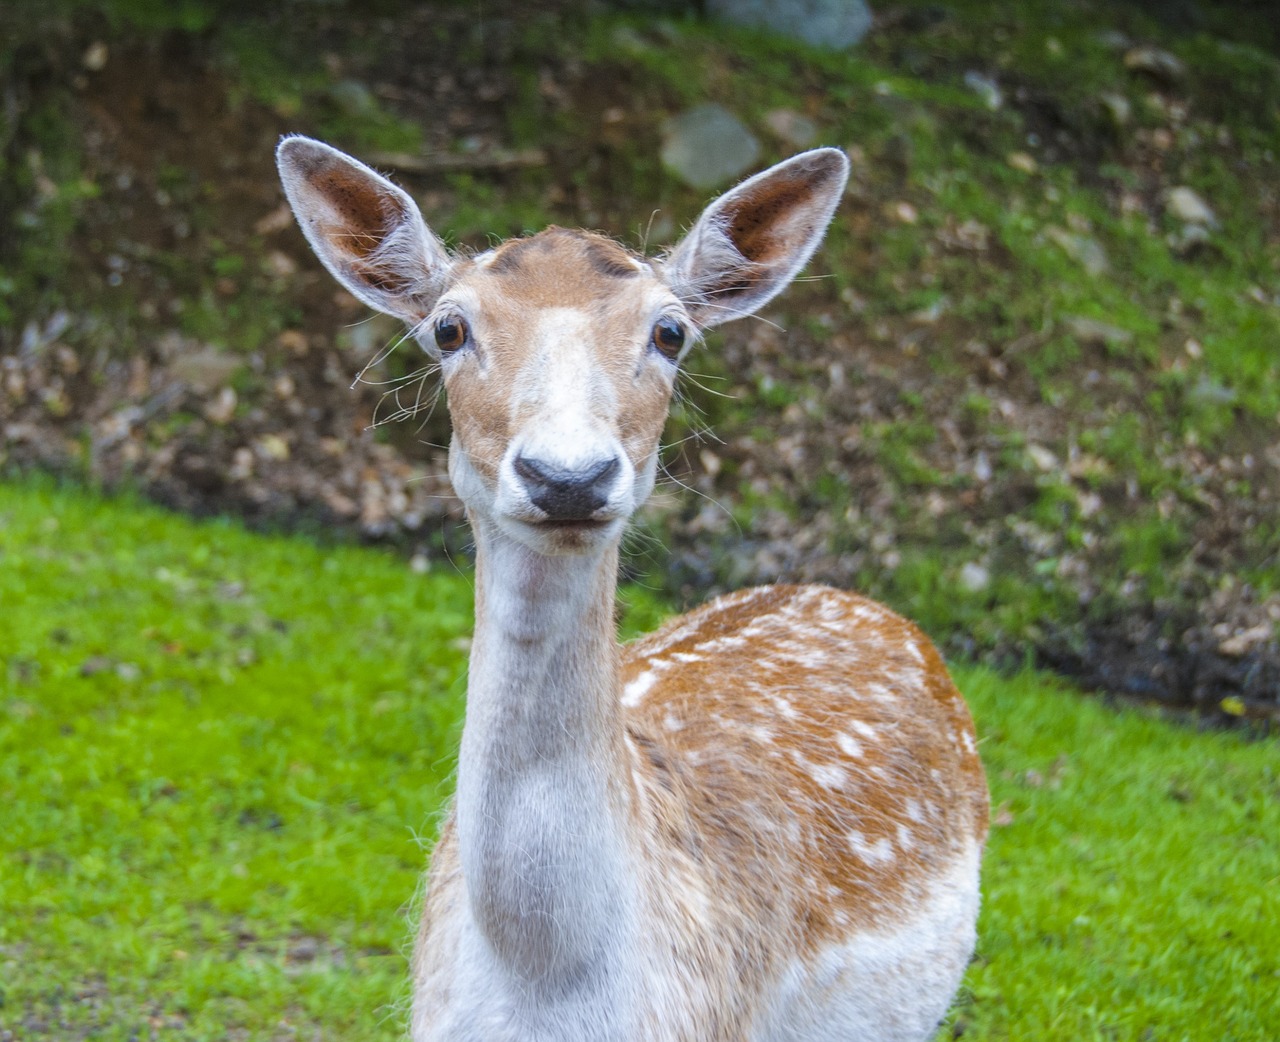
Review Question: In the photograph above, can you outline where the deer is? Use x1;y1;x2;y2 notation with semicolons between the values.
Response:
276;134;988;1042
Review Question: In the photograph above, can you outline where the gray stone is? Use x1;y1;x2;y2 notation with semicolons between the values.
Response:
709;0;874;50
328;80;379;119
170;347;242;393
1094;29;1132;52
1123;45;1186;84
963;71;1003;110
1046;226;1109;277
763;108;820;149
1164;185;1217;227
958;561;991;594
661;105;761;190
1099;91;1132;127
1190;375;1237;407
1064;315;1134;348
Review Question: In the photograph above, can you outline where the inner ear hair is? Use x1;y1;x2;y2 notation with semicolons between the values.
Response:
277;135;451;323
663;148;849;329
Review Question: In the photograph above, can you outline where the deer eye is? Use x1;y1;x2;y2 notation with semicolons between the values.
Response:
434;316;469;354
651;318;686;360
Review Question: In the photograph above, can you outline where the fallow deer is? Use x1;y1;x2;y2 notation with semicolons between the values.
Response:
277;135;988;1042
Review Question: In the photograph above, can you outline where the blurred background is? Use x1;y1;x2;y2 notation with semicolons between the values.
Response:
2;2;1279;1038
4;0;1279;720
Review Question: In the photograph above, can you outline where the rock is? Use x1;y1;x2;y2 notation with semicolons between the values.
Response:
1064;315;1134;348
170;347;242;394
959;562;990;593
1218;624;1273;658
763;108;819;149
1163;185;1217;227
82;42;109;72
255;434;290;461
886;200;918;224
1189;375;1237;407
1098;91;1132;127
203;387;238;425
1123;45;1185;84
963;71;1003;110
1095;29;1132;52
1026;443;1059;473
265;250;297;278
254;204;294;236
972;450;993;484
328;79;379;118
1045;226;1109;277
1006;151;1037;174
708;0;874;49
909;296;949;324
661;104;761;190
1169;222;1213;257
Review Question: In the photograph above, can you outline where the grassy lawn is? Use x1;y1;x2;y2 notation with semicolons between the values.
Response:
1;478;1277;1040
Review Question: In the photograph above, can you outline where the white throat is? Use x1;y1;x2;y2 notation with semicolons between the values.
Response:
453;518;638;999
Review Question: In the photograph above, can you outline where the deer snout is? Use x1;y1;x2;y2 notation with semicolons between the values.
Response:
513;454;622;521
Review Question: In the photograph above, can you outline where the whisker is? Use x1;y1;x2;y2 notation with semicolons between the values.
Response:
678;371;738;402
351;328;418;390
654;456;741;537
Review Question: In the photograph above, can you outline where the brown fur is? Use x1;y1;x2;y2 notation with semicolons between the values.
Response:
624;585;988;946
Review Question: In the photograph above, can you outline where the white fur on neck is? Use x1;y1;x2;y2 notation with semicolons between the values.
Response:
454;521;639;1018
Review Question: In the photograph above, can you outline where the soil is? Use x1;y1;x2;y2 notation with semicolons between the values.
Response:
2;2;1278;727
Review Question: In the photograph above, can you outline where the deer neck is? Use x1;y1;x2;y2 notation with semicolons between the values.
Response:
455;517;637;990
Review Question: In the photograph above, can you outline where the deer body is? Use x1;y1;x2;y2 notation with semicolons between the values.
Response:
277;137;988;1042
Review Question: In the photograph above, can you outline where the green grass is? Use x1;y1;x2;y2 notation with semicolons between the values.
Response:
2;478;1277;1039
0;478;472;1039
952;665;1280;1040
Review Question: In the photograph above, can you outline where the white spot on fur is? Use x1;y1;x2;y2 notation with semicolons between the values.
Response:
663;711;684;732
850;719;879;741
809;763;848;790
693;634;749;653
621;670;656;707
847;830;896;866
866;682;895;702
771;695;799;720
896;823;916;851
836;732;863;758
750;724;776;744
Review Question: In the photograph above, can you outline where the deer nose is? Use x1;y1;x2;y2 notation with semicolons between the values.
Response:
513;454;621;520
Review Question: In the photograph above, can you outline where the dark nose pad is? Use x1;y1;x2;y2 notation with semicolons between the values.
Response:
513;455;621;520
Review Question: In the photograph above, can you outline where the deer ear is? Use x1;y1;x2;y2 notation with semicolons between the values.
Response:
276;135;452;324
663;148;849;329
